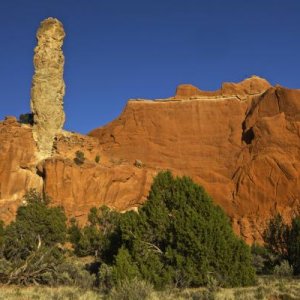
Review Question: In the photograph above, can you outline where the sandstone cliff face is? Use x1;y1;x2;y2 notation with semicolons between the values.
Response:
30;18;66;159
1;76;300;244
89;78;300;243
0;117;43;223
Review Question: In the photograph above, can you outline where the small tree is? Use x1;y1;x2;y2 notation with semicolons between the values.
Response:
263;214;288;259
74;150;85;165
287;216;300;274
118;171;256;287
19;113;34;125
0;190;68;285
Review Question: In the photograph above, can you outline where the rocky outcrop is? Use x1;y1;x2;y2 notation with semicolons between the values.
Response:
1;67;300;244
0;117;43;223
175;76;271;100
30;18;66;159
89;79;300;243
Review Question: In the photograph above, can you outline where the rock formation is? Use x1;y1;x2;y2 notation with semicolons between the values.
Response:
1;18;300;244
89;78;300;243
2;75;300;243
30;18;66;159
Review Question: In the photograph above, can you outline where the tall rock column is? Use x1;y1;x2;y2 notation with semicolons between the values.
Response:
30;18;66;159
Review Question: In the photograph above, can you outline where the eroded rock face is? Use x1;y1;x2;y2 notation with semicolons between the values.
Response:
89;80;300;243
30;18;66;159
1;73;300;244
0;118;43;223
175;76;271;100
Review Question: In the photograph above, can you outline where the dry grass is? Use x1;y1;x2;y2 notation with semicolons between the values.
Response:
0;286;102;300
1;277;300;300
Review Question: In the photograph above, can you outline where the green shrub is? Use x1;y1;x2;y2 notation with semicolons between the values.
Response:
263;214;288;259
95;155;100;163
251;243;277;275
19;113;34;125
70;206;120;259
0;190;68;285
55;261;96;288
111;247;140;283
263;214;300;275
118;171;255;288
74;151;85;165
286;216;300;274
71;172;255;289
273;260;293;277
90;171;255;289
3;190;67;260
107;277;153;300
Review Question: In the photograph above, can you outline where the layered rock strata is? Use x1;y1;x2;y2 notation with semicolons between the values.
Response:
30;18;66;159
1;68;300;243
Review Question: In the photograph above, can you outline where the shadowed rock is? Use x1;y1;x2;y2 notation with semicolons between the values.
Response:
30;17;66;159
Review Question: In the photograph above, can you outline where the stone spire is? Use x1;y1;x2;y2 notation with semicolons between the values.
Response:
30;17;66;159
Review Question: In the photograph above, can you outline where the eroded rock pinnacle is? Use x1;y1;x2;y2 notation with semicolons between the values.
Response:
30;17;66;159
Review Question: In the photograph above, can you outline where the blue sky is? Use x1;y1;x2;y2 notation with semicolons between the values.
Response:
1;0;300;133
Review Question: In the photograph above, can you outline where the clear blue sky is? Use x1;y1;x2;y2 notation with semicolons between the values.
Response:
1;0;300;133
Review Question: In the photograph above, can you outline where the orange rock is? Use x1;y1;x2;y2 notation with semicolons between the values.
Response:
1;77;300;244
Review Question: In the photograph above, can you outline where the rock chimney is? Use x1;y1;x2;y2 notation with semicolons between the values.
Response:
30;17;66;159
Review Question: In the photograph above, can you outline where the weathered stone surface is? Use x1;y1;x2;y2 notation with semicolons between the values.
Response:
0;120;43;223
30;18;66;159
89;79;300;243
175;76;271;100
1;75;300;244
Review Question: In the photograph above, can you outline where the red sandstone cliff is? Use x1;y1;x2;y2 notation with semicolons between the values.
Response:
1;76;299;243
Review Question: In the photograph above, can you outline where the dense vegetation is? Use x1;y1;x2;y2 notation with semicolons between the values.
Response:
253;212;300;277
7;171;299;297
70;171;255;290
0;190;93;287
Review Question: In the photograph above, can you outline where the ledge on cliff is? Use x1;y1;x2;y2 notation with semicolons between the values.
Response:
174;76;271;100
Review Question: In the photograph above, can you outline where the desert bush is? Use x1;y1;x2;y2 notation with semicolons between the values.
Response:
263;214;288;260
70;206;121;260
19;113;34;125
98;263;114;293
273;260;293;277
107;277;153;300
116;171;255;288
111;247;140;283
286;216;300;274
74;150;85;165
3;190;66;261
71;172;255;289
251;243;277;275
0;190;68;285
95;155;100;163
264;214;300;275
84;171;255;289
55;261;96;288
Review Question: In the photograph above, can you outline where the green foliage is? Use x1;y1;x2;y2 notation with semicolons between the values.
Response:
263;214;288;259
18;113;34;125
273;260;293;277
70;206;120;259
251;244;277;275
95;155;100;163
0;190;68;285
3;190;67;261
74;150;85;165
286;216;300;274
107;277;154;300
69;172;255;288
111;247;140;283
55;260;96;289
263;214;300;275
116;171;255;288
